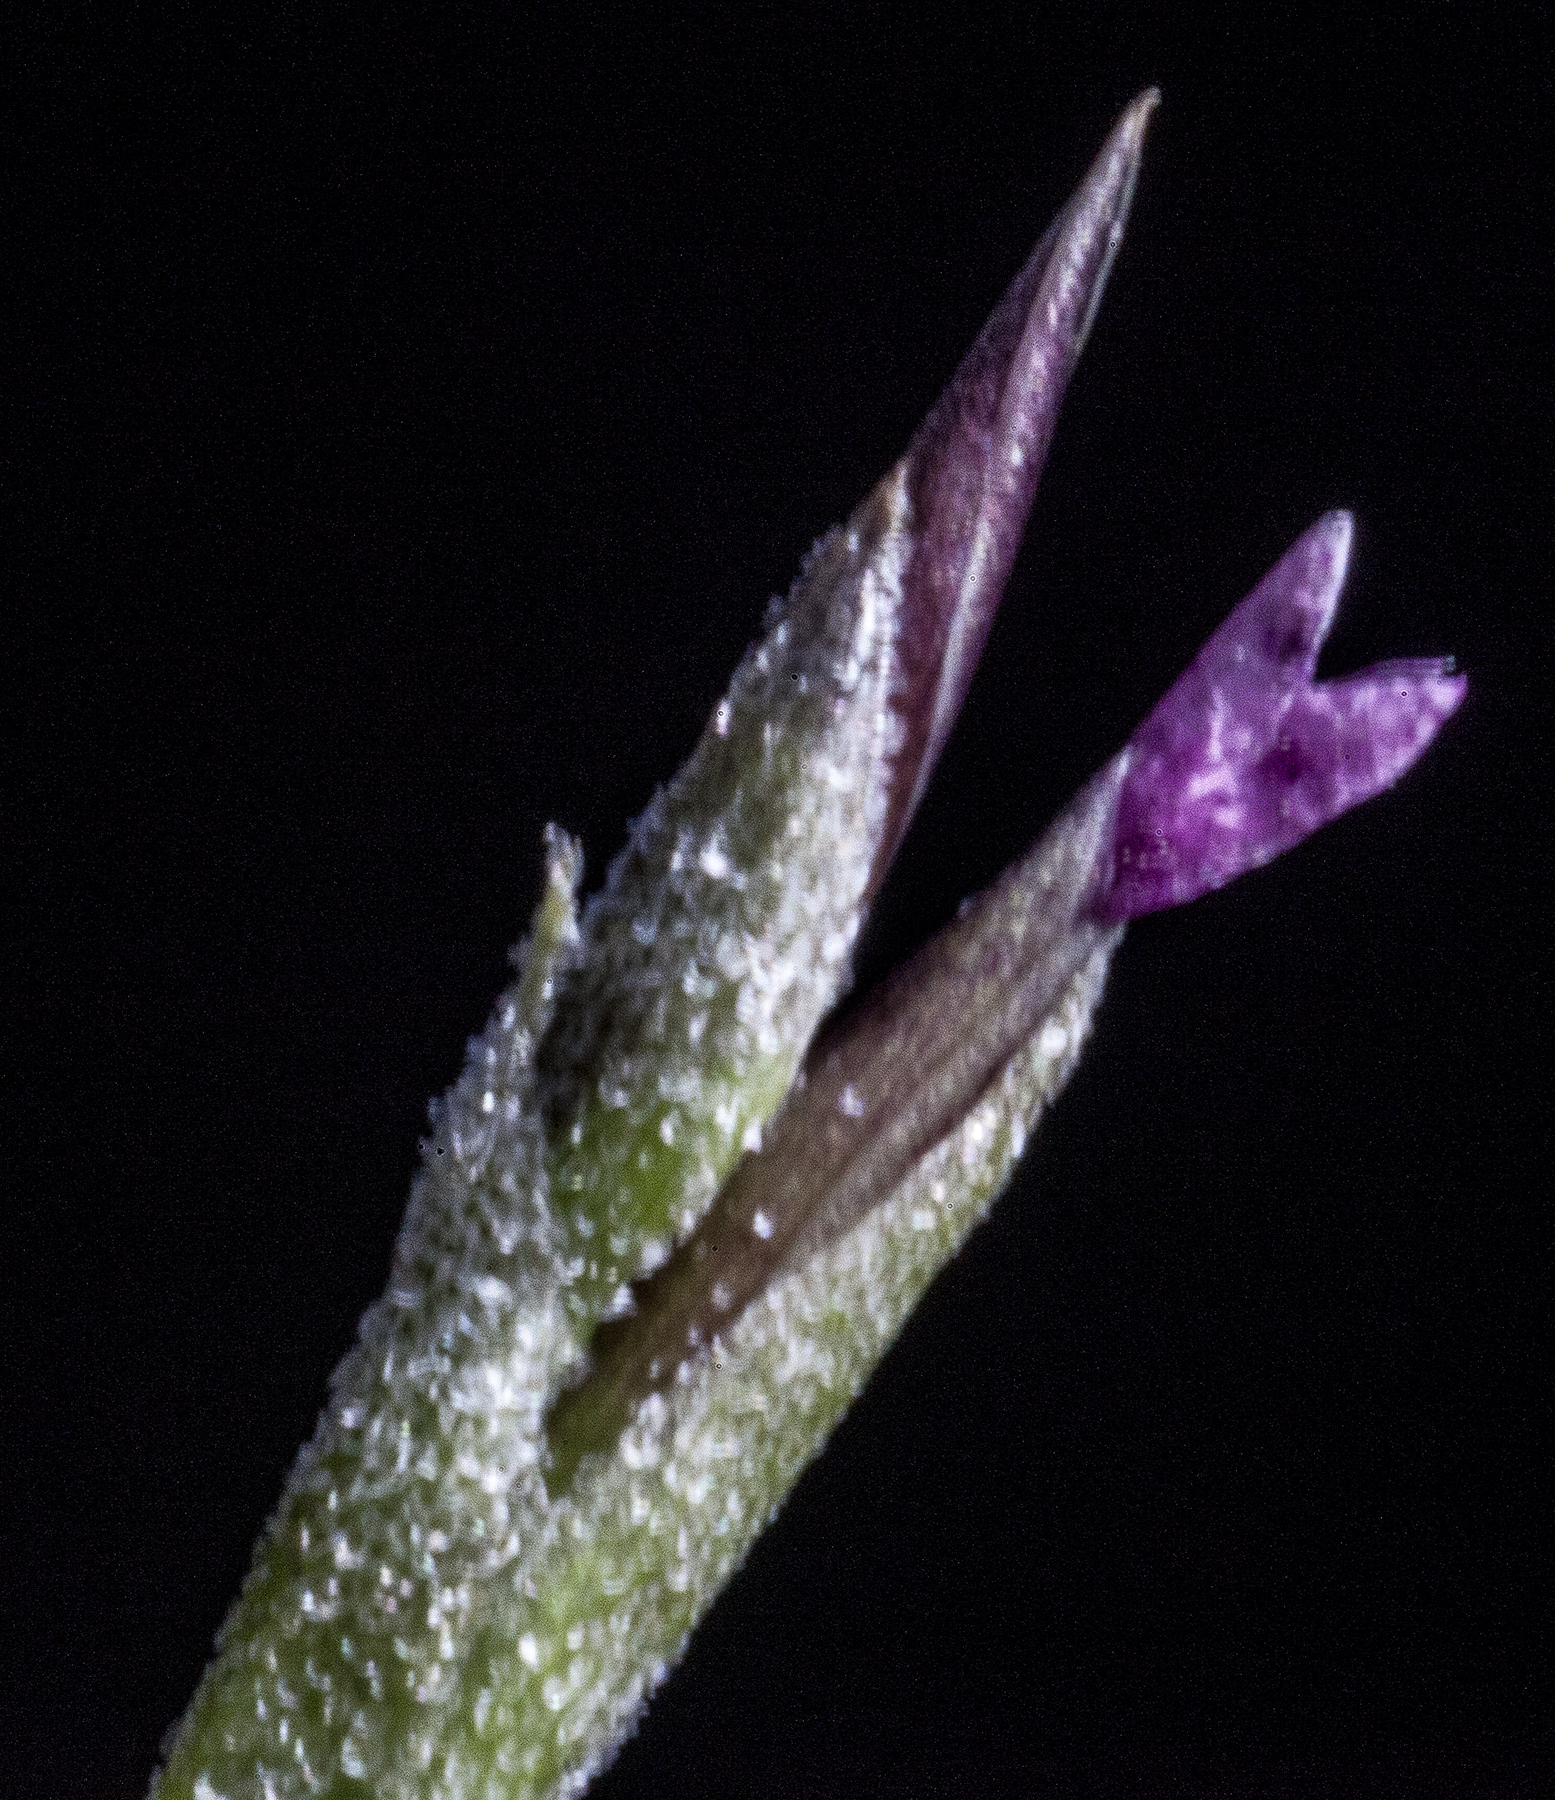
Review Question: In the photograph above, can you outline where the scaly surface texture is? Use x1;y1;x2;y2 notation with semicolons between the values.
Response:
149;92;1465;1800
151;472;919;1800
152;97;1157;1800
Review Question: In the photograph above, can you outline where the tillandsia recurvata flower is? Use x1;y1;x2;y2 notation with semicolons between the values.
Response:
152;92;1464;1800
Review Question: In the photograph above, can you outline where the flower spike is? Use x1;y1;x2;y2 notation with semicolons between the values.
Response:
548;514;1468;1480
1094;512;1468;922
150;99;1467;1800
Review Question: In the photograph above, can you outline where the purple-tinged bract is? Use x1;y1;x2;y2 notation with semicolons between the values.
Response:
1094;511;1467;922
870;89;1157;894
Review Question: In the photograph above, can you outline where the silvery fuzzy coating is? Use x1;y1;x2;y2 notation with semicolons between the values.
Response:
150;474;919;1800
443;939;1122;1800
533;471;912;1317
149;97;1159;1800
546;758;1129;1482
154;831;590;1800
149;510;1122;1800
1097;513;1468;922
531;88;1159;1314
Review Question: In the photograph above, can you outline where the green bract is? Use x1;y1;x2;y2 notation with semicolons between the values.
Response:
151;97;1158;1800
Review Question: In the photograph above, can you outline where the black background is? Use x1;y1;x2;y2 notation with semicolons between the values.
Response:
6;5;1550;1796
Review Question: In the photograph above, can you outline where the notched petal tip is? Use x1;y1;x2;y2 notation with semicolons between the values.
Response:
869;91;1158;890
1094;515;1466;922
1231;508;1352;685
1273;658;1467;831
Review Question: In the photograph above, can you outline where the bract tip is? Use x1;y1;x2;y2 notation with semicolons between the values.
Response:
867;94;1155;892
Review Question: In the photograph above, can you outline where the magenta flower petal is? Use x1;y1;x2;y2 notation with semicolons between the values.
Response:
869;88;1158;891
1094;511;1467;922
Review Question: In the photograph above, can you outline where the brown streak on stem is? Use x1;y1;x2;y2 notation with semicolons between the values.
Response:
545;761;1127;1491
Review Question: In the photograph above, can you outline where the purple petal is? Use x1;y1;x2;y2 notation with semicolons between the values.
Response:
1094;512;1467;922
868;88;1159;893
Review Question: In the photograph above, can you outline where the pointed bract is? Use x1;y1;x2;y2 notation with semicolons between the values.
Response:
532;94;1154;1319
875;87;1158;888
546;761;1128;1481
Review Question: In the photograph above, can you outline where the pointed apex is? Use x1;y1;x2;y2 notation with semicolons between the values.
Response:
867;94;1158;893
1213;509;1352;690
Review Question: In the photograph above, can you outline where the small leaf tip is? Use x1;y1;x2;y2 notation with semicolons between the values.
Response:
872;95;1155;887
